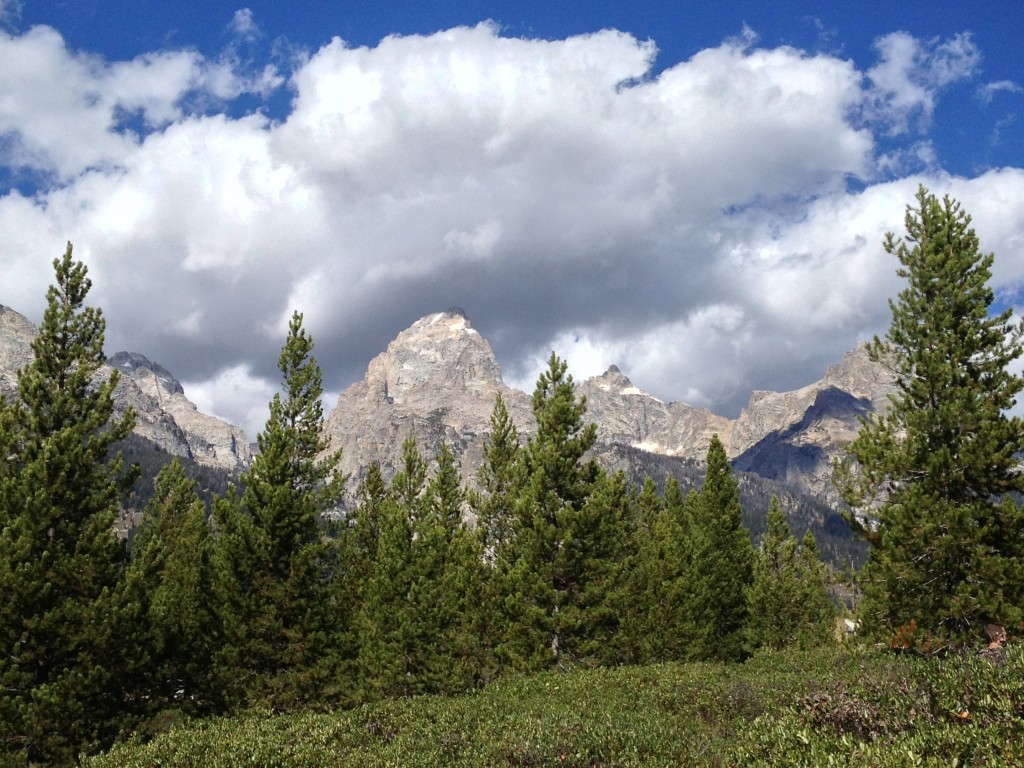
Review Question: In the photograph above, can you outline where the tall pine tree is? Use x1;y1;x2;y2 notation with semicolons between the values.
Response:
470;395;524;679
0;244;137;764
682;435;754;662
210;311;345;708
471;393;523;562
119;459;219;718
356;439;483;698
502;354;601;670
838;187;1024;645
629;476;691;663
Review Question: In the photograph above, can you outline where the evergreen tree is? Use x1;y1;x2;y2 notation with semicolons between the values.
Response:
471;393;522;561
345;462;390;603
682;435;754;662
120;459;218;717
210;311;345;707
502;354;600;670
357;439;483;698
356;479;416;699
332;462;391;700
417;443;486;691
745;498;835;651
798;530;837;642
558;469;636;666
838;187;1024;645
0;244;137;764
355;437;426;699
391;435;428;517
470;395;524;679
629;476;691;663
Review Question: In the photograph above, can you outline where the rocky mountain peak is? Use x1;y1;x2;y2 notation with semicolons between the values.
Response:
588;365;647;396
324;310;898;510
820;342;897;408
109;351;185;396
366;309;505;405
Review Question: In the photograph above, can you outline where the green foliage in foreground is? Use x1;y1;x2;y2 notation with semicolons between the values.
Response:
86;645;1024;768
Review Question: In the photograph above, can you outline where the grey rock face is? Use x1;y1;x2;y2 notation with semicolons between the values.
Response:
324;309;533;490
732;345;898;504
109;351;252;471
0;304;36;400
325;313;896;506
0;304;250;472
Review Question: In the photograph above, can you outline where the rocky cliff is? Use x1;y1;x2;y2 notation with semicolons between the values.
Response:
0;304;250;472
324;309;897;505
323;308;533;486
109;351;252;471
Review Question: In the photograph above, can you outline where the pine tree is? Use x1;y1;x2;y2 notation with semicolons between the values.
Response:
797;531;837;644
120;459;219;717
356;480;416;699
629;476;691;663
0;244;138;764
355;437;426;698
682;435;754;662
391;436;428;517
558;469;636;666
416;442;486;692
502;353;600;670
345;462;390;604
471;393;522;561
356;438;484;698
745;498;835;651
838;187;1024;645
470;395;524;679
210;311;345;707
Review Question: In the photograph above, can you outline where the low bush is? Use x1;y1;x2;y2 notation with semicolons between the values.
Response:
85;645;1024;767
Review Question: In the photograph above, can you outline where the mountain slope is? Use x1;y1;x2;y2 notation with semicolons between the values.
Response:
0;303;251;472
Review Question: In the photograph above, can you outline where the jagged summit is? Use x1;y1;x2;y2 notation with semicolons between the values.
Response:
589;365;651;397
366;309;503;404
108;351;185;396
324;310;532;487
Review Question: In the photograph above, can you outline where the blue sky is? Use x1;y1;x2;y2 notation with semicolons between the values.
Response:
1;1;1022;436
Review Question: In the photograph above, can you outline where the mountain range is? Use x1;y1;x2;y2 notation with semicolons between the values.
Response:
1;302;897;561
323;308;896;508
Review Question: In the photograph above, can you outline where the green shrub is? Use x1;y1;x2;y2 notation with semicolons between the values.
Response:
85;646;1024;768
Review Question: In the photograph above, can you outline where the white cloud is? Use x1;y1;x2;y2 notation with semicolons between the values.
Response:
181;365;276;439
0;25;282;181
1;23;1020;435
864;31;980;135
978;79;1023;105
228;8;261;43
0;0;21;26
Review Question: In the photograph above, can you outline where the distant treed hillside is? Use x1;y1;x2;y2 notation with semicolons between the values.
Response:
597;443;866;568
114;434;240;537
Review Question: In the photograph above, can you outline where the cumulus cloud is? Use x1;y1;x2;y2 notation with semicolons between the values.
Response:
0;25;280;181
864;31;980;135
0;0;21;26
1;22;1020;439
